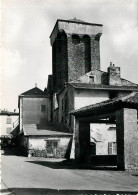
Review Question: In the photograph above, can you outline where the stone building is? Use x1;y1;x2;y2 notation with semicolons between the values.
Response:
48;18;138;125
18;123;72;158
15;18;138;166
46;18;138;169
70;92;138;170
18;85;51;130
18;85;72;157
50;18;102;93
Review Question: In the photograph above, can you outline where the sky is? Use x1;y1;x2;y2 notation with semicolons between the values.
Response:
1;0;138;111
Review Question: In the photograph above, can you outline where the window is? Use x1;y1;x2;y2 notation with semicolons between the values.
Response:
6;127;12;134
108;142;117;155
6;117;12;124
108;127;116;131
41;105;46;112
54;93;58;109
89;75;95;83
64;94;68;117
46;140;59;157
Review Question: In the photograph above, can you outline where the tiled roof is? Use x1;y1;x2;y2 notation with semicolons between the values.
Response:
0;110;19;116
69;83;138;91
23;123;72;136
70;92;138;116
20;87;45;96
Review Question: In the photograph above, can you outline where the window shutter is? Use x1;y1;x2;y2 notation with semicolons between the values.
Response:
108;142;112;155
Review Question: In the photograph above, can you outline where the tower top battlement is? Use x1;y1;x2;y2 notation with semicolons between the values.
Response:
50;18;103;92
50;19;103;45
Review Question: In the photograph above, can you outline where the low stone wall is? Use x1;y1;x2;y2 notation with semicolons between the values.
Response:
28;149;47;157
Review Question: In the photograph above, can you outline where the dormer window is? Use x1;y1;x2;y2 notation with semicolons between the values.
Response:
89;75;95;83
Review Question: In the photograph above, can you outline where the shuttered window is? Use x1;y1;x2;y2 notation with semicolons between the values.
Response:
6;117;12;124
6;127;12;134
108;142;117;155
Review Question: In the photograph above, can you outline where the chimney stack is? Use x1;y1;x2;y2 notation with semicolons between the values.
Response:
108;63;121;85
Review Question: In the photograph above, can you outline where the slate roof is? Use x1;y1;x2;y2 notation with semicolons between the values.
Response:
20;87;45;96
23;123;72;136
70;92;138;116
69;83;138;91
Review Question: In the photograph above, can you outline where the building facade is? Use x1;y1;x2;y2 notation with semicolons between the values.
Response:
18;86;72;157
18;86;51;131
47;18;138;162
19;124;72;158
71;93;138;170
0;110;19;146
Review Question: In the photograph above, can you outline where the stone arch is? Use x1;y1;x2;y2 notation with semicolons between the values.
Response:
55;30;68;89
72;34;81;44
82;35;91;73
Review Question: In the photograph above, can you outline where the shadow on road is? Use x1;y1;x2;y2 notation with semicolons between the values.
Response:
1;188;137;195
1;147;24;157
26;160;117;170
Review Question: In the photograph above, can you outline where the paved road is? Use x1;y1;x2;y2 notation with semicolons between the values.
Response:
1;149;138;194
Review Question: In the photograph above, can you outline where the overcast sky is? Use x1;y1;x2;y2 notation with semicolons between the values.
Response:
1;0;138;111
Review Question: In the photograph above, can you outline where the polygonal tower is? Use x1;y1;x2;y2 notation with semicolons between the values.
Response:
50;18;103;92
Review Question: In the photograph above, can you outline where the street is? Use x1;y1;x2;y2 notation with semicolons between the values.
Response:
1;148;138;195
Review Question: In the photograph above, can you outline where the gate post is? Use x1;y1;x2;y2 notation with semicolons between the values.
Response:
74;119;90;162
116;108;138;171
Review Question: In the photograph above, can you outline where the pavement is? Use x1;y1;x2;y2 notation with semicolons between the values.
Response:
1;148;138;195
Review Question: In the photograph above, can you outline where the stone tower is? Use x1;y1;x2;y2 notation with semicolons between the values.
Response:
50;18;103;92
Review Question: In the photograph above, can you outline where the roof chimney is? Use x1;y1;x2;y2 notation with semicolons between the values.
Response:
35;83;37;87
107;63;121;85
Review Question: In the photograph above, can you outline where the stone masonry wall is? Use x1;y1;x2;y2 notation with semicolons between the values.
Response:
67;34;86;82
116;108;138;171
90;35;101;71
28;136;72;158
52;31;102;92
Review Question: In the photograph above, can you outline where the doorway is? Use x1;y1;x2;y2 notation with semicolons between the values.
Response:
89;142;96;155
46;140;59;157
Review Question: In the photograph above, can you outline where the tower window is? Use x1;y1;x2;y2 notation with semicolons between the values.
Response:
83;35;91;73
